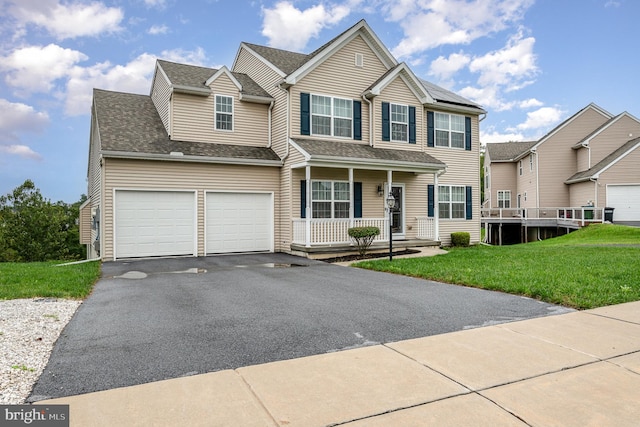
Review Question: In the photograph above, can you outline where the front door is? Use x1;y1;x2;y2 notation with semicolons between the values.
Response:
390;185;404;235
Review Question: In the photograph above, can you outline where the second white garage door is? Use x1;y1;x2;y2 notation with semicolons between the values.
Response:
607;185;640;221
206;192;273;254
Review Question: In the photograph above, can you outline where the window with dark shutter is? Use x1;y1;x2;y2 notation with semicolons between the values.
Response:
300;93;310;135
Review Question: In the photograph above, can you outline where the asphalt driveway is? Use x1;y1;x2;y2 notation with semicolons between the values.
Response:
30;253;572;401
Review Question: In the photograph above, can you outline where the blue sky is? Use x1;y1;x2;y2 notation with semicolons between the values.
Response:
0;0;636;203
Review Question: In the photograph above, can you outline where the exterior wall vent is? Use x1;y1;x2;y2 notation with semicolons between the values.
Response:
355;53;364;68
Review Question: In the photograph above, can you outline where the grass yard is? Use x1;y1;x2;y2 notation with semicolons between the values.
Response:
0;260;101;300
354;224;640;309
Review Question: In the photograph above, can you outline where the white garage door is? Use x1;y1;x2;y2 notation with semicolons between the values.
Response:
115;190;196;259
608;185;640;221
206;192;272;253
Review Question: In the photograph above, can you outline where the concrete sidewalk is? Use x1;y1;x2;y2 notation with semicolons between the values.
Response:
41;301;640;426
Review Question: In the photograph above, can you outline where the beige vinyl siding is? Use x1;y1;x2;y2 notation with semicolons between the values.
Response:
290;35;388;142
569;181;596;207
373;79;424;152
79;202;92;245
151;67;172;134
88;112;103;259
598;147;640;206
488;163;517;208
233;47;289;158
588;115;640;166
537;107;610;207
576;147;589;172
281;149;305;248
171;74;269;146
516;153;537;208
102;158;280;261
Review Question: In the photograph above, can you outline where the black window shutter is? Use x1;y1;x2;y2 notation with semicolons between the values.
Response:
465;185;472;220
382;102;390;141
409;106;416;144
428;184;434;217
300;180;307;218
300;93;310;135
354;182;362;218
427;111;434;147
353;100;362;140
465;116;472;151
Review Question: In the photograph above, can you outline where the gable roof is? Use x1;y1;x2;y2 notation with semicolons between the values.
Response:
565;137;640;184
486;141;537;162
156;60;272;100
290;138;445;173
92;89;280;165
572;112;640;149
365;63;434;104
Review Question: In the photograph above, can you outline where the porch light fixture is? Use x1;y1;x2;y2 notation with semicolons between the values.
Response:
386;192;395;261
377;185;384;196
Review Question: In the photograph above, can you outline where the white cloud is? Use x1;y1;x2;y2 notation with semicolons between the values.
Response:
261;1;352;51
519;98;543;109
0;44;88;95
144;0;167;8
458;86;514;112
516;106;565;131
469;31;537;88
428;51;471;81
480;130;526;144
7;0;124;40
389;0;534;58
159;47;208;66
0;99;49;159
148;24;169;35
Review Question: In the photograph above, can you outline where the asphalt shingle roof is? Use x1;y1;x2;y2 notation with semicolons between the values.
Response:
291;138;445;168
241;43;309;75
565;137;640;183
486;141;537;162
157;60;272;99
93;89;280;162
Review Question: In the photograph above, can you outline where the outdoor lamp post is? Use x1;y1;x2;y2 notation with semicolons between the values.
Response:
386;192;395;261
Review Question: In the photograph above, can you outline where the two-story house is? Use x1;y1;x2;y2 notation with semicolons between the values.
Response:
484;103;640;244
80;20;485;261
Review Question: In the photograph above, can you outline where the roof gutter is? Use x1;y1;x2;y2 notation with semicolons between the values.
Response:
239;93;274;104
172;85;211;96
302;155;446;174
101;150;283;167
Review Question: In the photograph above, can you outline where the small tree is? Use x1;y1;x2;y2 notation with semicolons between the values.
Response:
348;226;380;258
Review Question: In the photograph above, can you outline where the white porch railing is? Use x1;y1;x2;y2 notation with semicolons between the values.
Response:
416;217;435;239
481;207;604;226
292;218;388;246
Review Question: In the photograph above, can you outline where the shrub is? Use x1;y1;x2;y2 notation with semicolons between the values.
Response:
348;226;381;257
451;232;470;247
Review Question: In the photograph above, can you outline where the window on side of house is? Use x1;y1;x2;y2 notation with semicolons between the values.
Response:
391;103;408;142
438;185;466;219
311;180;350;219
215;95;233;131
497;190;511;208
519;160;523;176
529;154;533;171
435;112;465;148
311;95;352;138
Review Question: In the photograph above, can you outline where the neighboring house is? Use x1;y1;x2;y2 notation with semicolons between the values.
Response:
484;103;640;243
81;20;485;261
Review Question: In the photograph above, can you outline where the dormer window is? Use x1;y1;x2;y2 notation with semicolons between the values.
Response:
215;95;233;131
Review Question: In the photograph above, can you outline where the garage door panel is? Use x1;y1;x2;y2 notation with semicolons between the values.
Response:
206;192;272;254
115;191;195;258
608;185;640;221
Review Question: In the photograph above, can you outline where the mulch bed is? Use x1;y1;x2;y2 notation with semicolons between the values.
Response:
323;249;420;263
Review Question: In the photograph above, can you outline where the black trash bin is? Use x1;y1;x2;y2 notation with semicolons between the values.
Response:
604;207;615;222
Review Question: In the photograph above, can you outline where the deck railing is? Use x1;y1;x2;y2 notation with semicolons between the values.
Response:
481;207;604;226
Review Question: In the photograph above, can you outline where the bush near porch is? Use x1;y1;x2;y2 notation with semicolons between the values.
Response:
354;224;640;310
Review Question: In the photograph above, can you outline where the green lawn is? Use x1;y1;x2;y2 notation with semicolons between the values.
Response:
0;260;101;300
354;224;640;309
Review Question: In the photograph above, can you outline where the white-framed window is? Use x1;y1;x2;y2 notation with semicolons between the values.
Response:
391;103;408;142
485;174;490;189
519;160;523;176
215;95;233;131
435;112;465;148
438;185;466;219
311;180;350;219
529;154;533;171
524;191;527;202
497;190;511;208
311;95;352;138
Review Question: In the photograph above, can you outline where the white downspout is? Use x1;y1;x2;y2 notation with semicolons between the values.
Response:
349;168;354;229
435;169;446;242
361;94;373;146
277;82;290;160
305;166;311;247
267;100;275;148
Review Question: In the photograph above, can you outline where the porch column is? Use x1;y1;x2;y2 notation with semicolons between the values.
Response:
434;172;440;241
348;168;354;228
305;166;311;248
387;170;393;242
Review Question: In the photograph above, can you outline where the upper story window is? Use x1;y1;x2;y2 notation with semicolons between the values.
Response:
311;180;350;218
311;95;352;138
215;95;233;131
391;104;408;142
529;154;533;171
519;160;523;176
435;113;465;149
